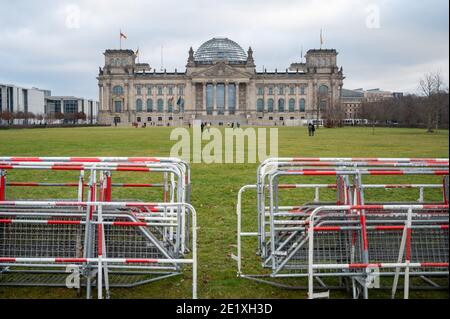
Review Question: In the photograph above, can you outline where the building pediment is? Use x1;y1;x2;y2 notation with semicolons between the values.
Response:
190;62;252;79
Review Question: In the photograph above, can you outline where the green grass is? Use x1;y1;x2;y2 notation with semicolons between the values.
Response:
0;126;448;299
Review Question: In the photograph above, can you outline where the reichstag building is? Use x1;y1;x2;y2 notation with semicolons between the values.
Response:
97;37;344;126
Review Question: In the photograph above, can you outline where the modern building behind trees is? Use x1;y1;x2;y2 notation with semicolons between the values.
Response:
0;83;99;125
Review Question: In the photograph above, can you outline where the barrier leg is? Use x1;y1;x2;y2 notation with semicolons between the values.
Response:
0;170;6;201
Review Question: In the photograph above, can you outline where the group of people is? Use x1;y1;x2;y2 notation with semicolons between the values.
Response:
200;122;211;132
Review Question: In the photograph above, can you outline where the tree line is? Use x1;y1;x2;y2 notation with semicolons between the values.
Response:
0;111;87;125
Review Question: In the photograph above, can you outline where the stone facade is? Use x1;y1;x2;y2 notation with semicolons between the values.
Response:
97;37;344;126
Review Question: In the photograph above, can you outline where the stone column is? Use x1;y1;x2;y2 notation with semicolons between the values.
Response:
202;81;207;115
330;79;334;110
235;82;240;113
274;84;278;114
312;80;317;120
224;81;229;115
284;85;288;114
245;82;250;112
212;81;217;115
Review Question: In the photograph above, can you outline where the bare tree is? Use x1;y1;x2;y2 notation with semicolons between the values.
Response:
419;70;445;133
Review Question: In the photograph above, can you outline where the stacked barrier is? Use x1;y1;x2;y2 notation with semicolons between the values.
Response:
235;158;449;299
0;157;197;299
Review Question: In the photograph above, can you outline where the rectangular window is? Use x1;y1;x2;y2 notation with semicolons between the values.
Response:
114;100;122;112
228;84;236;114
157;86;163;95
206;83;213;115
136;85;142;96
289;86;295;95
158;117;162;121
147;86;152;95
178;85;184;95
268;87;273;95
63;100;78;113
137;117;141;122
147;117;152;121
216;83;225;115
257;87;264;95
278;86;284;95
168;86;173;95
300;86;306;95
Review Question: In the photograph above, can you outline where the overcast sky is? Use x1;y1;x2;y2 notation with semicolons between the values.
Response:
0;0;448;99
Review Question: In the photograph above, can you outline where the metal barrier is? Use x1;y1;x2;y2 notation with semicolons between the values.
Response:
235;157;449;299
0;157;196;299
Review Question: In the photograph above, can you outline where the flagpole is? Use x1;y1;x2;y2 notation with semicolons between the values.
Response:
120;29;122;50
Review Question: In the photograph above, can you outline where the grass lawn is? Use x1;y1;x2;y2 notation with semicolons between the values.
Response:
0;126;448;299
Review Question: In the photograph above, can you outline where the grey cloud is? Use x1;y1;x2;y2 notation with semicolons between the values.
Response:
0;0;448;98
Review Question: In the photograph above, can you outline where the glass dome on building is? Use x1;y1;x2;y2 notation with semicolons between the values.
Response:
194;37;247;63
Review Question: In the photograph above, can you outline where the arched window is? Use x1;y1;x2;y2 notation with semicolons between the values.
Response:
257;98;264;112
278;98;285;112
146;99;153;112
112;85;124;95
288;98;295;112
136;99;143;112
157;99;164;112
167;99;173;113
267;98;274;112
319;85;329;95
299;99;306;112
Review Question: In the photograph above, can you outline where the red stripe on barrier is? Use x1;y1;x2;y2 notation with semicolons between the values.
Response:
435;170;450;175
8;182;41;187
55;258;87;263
420;262;449;268
0;174;5;201
0;165;14;170
313;226;341;231
441;225;449;230
98;224;103;255
405;228;412;261
422;204;449;209
279;185;297;189
105;175;112;202
348;263;382;269
10;157;42;162
125;259;158;263
0;258;16;262
0;219;12;224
